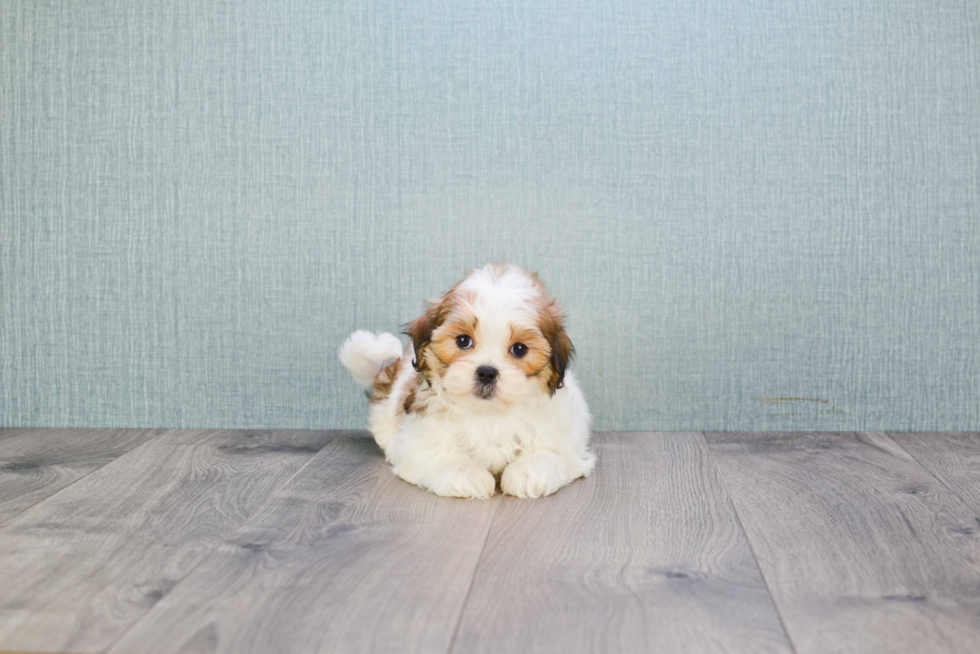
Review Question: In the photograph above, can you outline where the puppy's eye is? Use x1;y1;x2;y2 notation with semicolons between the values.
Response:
456;335;473;349
509;343;528;358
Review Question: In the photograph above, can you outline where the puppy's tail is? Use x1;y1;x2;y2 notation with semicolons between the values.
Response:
338;331;404;388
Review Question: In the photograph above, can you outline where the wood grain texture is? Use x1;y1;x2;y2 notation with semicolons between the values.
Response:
0;429;336;653
706;431;980;654
888;432;980;514
0;428;161;523
4;430;979;654
451;432;792;654
109;432;500;654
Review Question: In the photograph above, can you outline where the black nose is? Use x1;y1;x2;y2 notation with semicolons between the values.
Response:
476;365;499;384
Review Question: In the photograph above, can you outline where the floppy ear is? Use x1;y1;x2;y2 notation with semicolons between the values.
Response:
542;305;575;394
403;302;438;371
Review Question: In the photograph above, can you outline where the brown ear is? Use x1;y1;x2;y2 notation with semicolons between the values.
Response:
403;302;438;371
542;304;575;394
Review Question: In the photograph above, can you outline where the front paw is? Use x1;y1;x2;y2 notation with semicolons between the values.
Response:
425;465;496;499
501;452;572;499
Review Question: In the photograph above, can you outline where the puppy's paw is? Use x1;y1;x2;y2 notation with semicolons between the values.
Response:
427;465;496;499
501;452;572;499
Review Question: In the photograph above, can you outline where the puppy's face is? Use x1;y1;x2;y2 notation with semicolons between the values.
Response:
405;265;573;411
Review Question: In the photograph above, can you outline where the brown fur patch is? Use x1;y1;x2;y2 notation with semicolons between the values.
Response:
508;326;552;377
429;313;478;369
368;357;402;404
533;297;574;393
403;281;475;378
398;372;426;415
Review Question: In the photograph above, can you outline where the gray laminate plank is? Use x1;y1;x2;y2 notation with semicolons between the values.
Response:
451;432;792;654
0;428;161;523
109;432;500;654
888;432;980;514
0;429;337;653
706;431;980;654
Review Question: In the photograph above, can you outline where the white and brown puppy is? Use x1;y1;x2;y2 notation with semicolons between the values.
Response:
339;263;594;499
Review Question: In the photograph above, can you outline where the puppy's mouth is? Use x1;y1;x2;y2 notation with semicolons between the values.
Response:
474;383;496;400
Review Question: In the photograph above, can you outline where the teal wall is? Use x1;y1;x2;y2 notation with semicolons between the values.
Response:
2;0;978;431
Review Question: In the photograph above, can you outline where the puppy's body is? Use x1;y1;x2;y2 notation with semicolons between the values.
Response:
340;264;594;499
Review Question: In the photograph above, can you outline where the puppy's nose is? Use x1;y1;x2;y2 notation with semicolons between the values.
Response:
476;365;499;384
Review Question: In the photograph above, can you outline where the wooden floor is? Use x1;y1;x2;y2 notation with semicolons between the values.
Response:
1;430;979;654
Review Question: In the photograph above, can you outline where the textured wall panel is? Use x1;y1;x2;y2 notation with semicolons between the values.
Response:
1;0;978;430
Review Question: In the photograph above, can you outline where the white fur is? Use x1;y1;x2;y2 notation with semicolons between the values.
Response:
380;366;593;499
340;265;595;499
338;330;403;387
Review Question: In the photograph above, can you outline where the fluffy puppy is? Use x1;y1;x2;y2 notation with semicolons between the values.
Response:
339;263;594;499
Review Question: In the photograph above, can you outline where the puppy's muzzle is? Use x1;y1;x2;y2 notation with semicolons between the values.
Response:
474;365;498;399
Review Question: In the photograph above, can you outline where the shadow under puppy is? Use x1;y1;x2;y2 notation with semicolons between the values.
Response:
339;263;594;499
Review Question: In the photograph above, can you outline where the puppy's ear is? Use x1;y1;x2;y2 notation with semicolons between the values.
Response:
403;302;438;371
542;304;575;394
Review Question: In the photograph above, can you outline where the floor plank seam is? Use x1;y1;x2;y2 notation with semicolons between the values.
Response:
445;493;503;654
0;429;170;528
100;430;343;654
699;432;800;654
883;432;980;515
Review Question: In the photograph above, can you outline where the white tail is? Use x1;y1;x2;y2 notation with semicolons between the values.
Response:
338;331;404;387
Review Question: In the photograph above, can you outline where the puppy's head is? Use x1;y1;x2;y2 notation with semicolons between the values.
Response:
404;264;573;410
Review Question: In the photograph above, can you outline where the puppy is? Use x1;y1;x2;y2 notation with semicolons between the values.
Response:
339;263;594;499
